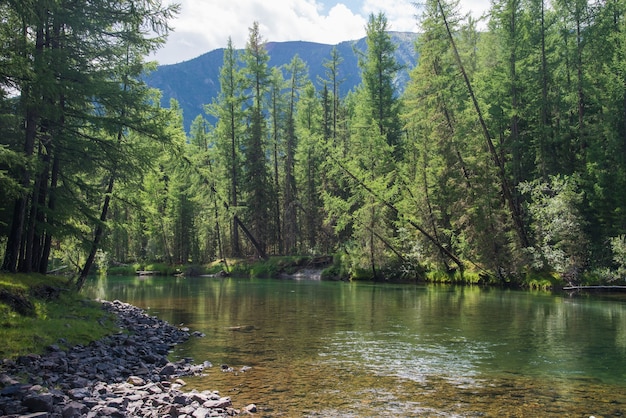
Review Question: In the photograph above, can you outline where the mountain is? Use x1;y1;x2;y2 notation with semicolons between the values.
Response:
144;32;419;132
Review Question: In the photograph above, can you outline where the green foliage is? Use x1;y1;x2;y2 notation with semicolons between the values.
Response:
0;0;179;279
425;270;483;285
4;0;626;283
107;265;140;276
609;235;626;280
0;274;117;360
359;12;404;157
321;254;351;281
249;259;281;278
143;263;176;276
519;175;589;281
524;274;560;291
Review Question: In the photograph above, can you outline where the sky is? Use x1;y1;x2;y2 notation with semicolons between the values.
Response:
151;0;491;65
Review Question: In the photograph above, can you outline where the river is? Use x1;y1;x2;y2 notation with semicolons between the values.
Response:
82;275;626;417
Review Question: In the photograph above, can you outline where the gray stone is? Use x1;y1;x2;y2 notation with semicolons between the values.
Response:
22;392;54;412
159;363;177;376
0;300;253;417
62;400;89;417
244;403;258;413
127;375;145;386
192;406;211;417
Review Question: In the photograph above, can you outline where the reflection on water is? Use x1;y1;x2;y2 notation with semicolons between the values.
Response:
83;276;626;416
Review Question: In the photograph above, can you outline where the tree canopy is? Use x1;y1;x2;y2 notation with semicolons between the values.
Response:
2;3;626;287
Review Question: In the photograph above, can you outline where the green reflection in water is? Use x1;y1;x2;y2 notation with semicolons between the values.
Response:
83;276;626;416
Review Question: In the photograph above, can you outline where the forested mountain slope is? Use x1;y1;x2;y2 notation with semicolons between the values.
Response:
144;32;418;131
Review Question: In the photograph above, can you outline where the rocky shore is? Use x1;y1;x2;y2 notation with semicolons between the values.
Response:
0;299;256;417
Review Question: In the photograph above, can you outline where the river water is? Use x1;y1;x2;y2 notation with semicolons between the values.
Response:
83;275;626;417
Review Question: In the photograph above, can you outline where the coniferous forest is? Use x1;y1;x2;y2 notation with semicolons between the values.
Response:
2;0;626;289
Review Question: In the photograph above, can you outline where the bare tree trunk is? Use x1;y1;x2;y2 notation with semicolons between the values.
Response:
40;152;60;274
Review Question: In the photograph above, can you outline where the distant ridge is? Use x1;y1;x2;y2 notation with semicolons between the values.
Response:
144;32;419;132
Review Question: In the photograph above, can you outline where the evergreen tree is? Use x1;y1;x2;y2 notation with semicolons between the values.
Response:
268;66;286;254
320;46;344;140
0;0;178;282
359;12;404;160
294;82;327;252
402;0;471;272
207;38;246;257
241;22;272;256
283;55;309;254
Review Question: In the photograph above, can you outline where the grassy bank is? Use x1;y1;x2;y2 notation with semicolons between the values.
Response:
0;274;118;360
104;255;567;289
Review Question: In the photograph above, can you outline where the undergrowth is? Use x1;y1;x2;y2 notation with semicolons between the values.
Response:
0;274;118;360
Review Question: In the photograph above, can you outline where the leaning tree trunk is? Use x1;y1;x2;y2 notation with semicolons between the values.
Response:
437;0;530;249
75;174;115;291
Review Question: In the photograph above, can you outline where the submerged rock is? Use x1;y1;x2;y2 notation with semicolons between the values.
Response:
0;299;251;417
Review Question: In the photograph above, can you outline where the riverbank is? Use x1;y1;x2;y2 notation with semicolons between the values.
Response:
0;299;255;417
105;255;568;289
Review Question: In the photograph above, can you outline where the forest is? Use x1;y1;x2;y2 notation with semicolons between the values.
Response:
1;0;626;289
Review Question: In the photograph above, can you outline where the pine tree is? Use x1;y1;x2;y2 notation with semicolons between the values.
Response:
268;66;286;254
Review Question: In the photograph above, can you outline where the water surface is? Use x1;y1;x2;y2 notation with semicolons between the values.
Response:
83;276;626;417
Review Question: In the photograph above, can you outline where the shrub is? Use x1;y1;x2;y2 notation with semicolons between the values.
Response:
519;175;589;283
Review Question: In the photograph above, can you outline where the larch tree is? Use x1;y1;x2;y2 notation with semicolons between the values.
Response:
359;12;404;160
283;55;309;254
402;0;466;271
0;0;178;284
207;38;246;257
268;66;286;254
320;46;344;140
294;82;327;253
241;21;272;256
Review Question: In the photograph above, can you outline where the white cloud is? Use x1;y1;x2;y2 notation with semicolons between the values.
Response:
150;0;491;65
362;0;419;32
152;0;367;65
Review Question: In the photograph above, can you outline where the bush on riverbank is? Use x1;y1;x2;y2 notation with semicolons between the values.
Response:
219;255;319;278
0;274;118;360
99;253;614;290
106;262;212;276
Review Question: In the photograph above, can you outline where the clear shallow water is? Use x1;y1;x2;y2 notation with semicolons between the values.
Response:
83;276;626;417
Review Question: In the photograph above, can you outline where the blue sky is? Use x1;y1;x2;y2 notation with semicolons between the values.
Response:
152;0;491;65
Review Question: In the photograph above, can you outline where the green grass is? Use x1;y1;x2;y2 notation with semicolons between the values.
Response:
205;256;325;278
522;272;561;290
142;262;174;275
107;263;141;275
0;273;118;360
